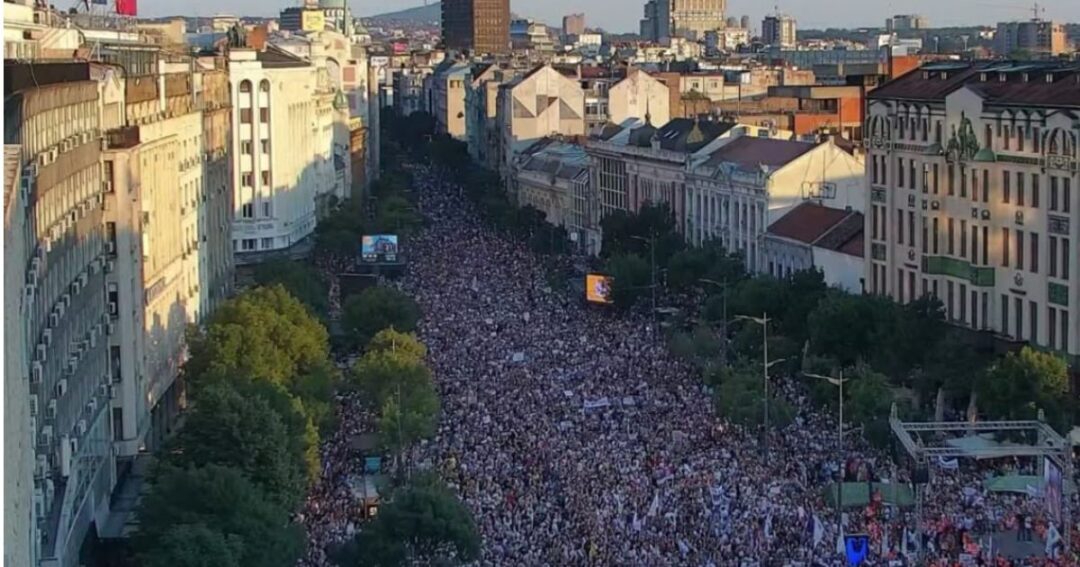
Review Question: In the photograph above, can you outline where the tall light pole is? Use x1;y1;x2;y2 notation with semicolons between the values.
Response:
804;370;847;541
734;313;783;457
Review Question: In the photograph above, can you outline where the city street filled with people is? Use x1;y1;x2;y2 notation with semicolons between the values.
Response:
295;162;1078;567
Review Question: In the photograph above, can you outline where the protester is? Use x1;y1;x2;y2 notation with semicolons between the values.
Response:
294;163;1078;567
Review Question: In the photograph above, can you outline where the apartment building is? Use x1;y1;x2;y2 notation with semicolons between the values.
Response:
762;13;798;49
513;138;596;252
393;66;434;117
4;61;125;567
995;19;1068;57
441;0;511;55
608;69;671;129
685;136;865;269
465;63;519;171
227;46;345;263
763;202;866;293
497;65;587;190
586;117;734;233
866;61;1080;360
426;60;472;140
669;0;726;41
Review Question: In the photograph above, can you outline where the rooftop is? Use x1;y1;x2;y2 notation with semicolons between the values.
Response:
869;61;1080;107
632;118;735;152
520;138;589;181
703;136;817;170
767;201;865;257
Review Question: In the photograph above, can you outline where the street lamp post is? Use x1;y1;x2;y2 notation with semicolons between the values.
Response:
733;313;783;457
804;370;847;541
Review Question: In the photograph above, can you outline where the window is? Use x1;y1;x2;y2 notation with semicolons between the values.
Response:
1003;125;1011;150
1017;126;1025;152
909;272;916;303
1002;170;1010;203
262;201;271;217
960;220;967;259
922;216;928;253
898;158;905;188
1050;236;1058;277
243;238;256;251
984;124;993;149
1014;297;1023;339
261;140;270;153
922;164;929;193
1001;294;1009;335
960;283;968;322
240;108;252;123
872;156;878;184
972;168;979;201
1063;239;1070;279
947;164;955;196
908;211;915;245
261;237;274;249
947;281;954;319
1016;172;1025;206
933;163;940;194
1051;176;1059;210
260;80;270;93
1033;127;1040;153
971;224;979;263
872;206;879;240
932;218;940;254
242;173;253;187
909;160;916;189
1030;301;1038;344
1049;307;1057;350
948;217;955;254
1016;230;1024;270
1064;178;1072;213
982;226;989;265
239;80;252;94
241;203;253;218
1031;174;1040;208
982;170;989;202
1001;228;1010;267
898;268;905;303
1030;234;1038;273
259;108;270;122
241;141;252;155
261;171;271;185
960;167;968;198
1062;312;1070;353
897;209;904;245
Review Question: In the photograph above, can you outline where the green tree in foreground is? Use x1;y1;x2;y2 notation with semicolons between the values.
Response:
166;380;310;509
979;346;1072;432
186;285;329;389
134;464;303;567
342;286;422;349
366;328;428;361
344;475;480;567
253;260;329;318
715;363;794;429
140;523;241;567
605;253;651;309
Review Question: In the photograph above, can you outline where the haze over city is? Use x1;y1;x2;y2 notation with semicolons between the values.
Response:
144;0;1080;30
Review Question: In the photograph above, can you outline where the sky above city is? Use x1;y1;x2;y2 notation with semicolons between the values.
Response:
148;0;1080;33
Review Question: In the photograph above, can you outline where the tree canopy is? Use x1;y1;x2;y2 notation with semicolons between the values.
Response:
604;253;651;309
252;260;329;319
186;285;329;389
342;286;422;350
165;380;311;509
134;464;304;567
980;347;1072;432
344;475;480;567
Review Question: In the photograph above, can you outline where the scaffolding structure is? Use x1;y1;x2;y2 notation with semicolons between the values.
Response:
889;404;1073;559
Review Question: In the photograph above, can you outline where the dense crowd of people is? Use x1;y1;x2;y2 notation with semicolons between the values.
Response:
294;162;1079;566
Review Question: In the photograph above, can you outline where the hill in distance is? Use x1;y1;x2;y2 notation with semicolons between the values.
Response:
366;2;441;24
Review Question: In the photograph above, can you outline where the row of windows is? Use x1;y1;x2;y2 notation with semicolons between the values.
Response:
872;115;1076;158
884;267;1071;352
239;201;273;219
882;159;1073;213
239;140;272;155
240;171;273;188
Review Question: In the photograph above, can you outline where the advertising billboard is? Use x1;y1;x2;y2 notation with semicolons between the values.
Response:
585;274;613;304
360;234;399;264
1045;458;1063;524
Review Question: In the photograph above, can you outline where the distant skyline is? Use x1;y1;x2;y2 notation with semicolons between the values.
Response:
146;0;1080;33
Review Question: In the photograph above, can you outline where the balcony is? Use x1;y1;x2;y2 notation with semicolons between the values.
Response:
922;255;995;287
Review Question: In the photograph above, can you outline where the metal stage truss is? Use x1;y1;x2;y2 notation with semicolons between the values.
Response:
889;404;1074;559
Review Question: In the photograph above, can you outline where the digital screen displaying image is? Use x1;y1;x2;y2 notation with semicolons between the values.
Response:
585;274;613;304
361;234;399;263
1045;458;1063;524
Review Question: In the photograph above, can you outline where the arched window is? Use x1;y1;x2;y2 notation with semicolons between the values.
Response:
239;80;252;93
259;80;270;93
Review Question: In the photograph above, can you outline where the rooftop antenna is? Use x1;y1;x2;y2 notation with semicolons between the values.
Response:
1031;2;1044;20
